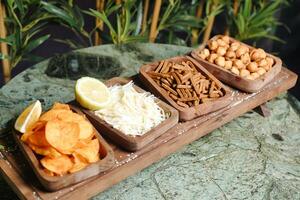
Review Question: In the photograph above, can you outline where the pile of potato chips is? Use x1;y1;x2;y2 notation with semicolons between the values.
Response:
21;103;100;176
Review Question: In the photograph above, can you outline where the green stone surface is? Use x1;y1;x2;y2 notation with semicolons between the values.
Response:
0;43;299;200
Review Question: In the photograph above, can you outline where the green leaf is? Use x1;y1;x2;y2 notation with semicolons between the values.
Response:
0;53;9;60
23;34;50;53
41;1;76;27
0;37;13;46
15;0;25;17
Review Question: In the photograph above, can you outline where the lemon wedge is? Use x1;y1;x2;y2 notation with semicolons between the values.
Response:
75;77;111;110
14;100;42;133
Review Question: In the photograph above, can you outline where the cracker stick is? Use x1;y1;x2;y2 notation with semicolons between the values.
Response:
161;83;177;95
155;61;164;72
161;78;171;86
160;61;170;73
177;84;192;89
172;63;186;71
177;101;189;108
181;72;192;83
169;93;178;100
148;71;171;78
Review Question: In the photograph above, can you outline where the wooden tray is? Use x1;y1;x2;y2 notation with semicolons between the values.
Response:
80;77;179;151
139;56;233;121
12;105;115;191
0;67;297;200
191;35;282;93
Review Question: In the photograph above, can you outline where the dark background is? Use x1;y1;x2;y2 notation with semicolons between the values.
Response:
0;1;299;99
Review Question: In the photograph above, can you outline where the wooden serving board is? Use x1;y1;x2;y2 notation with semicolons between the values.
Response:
0;67;297;200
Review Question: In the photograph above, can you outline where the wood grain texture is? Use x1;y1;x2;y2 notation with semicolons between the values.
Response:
81;77;179;151
139;56;233;121
0;67;297;200
12;105;115;191
191;35;282;93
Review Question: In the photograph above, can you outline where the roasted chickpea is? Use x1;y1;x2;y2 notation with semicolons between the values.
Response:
224;60;233;69
217;39;227;47
208;53;218;63
257;68;266;75
250;48;266;61
265;57;274;68
221;35;230;44
233;59;245;69
240;69;250;77
225;50;236;59
251;72;260;79
203;48;210;57
236;46;249;58
230;42;240;51
241;53;251;65
215;56;226;67
247;62;258;72
208;40;218;51
246;74;254;80
231;66;240;75
216;46;227;56
198;53;206;60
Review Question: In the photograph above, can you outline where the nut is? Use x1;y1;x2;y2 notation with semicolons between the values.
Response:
257;67;266;75
233;59;245;69
208;53;218;63
221;35;230;44
199;48;210;59
217;39;227;47
224;60;233;69
236;46;249;58
250;48;266;61
203;48;210;57
199;53;207;60
240;69;250;77
225;51;236;59
230;42;240;51
215;56;226;67
246;74;254;80
247;62;258;72
257;59;268;68
265;57;274;68
208;40;218;51
216;46;227;56
241;53;251;65
251;72;260;80
231;66;240;75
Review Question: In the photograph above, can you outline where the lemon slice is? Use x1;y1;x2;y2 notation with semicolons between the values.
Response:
75;77;111;110
15;100;42;133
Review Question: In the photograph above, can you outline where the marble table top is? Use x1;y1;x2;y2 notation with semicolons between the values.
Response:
0;43;299;200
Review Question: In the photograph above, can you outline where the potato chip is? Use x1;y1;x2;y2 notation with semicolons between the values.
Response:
45;120;79;152
30;121;46;132
28;143;62;158
41;155;73;175
69;153;88;173
57;111;94;140
39;109;71;122
21;130;33;142
43;168;55;176
28;129;49;147
52;102;70;110
75;139;100;163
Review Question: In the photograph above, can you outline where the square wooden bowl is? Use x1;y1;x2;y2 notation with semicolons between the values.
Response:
13;105;115;191
139;56;233;121
191;35;282;93
81;77;179;152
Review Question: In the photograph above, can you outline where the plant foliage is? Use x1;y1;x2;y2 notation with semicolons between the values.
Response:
229;0;287;42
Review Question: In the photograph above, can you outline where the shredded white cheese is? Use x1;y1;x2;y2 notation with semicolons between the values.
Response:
95;81;167;136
